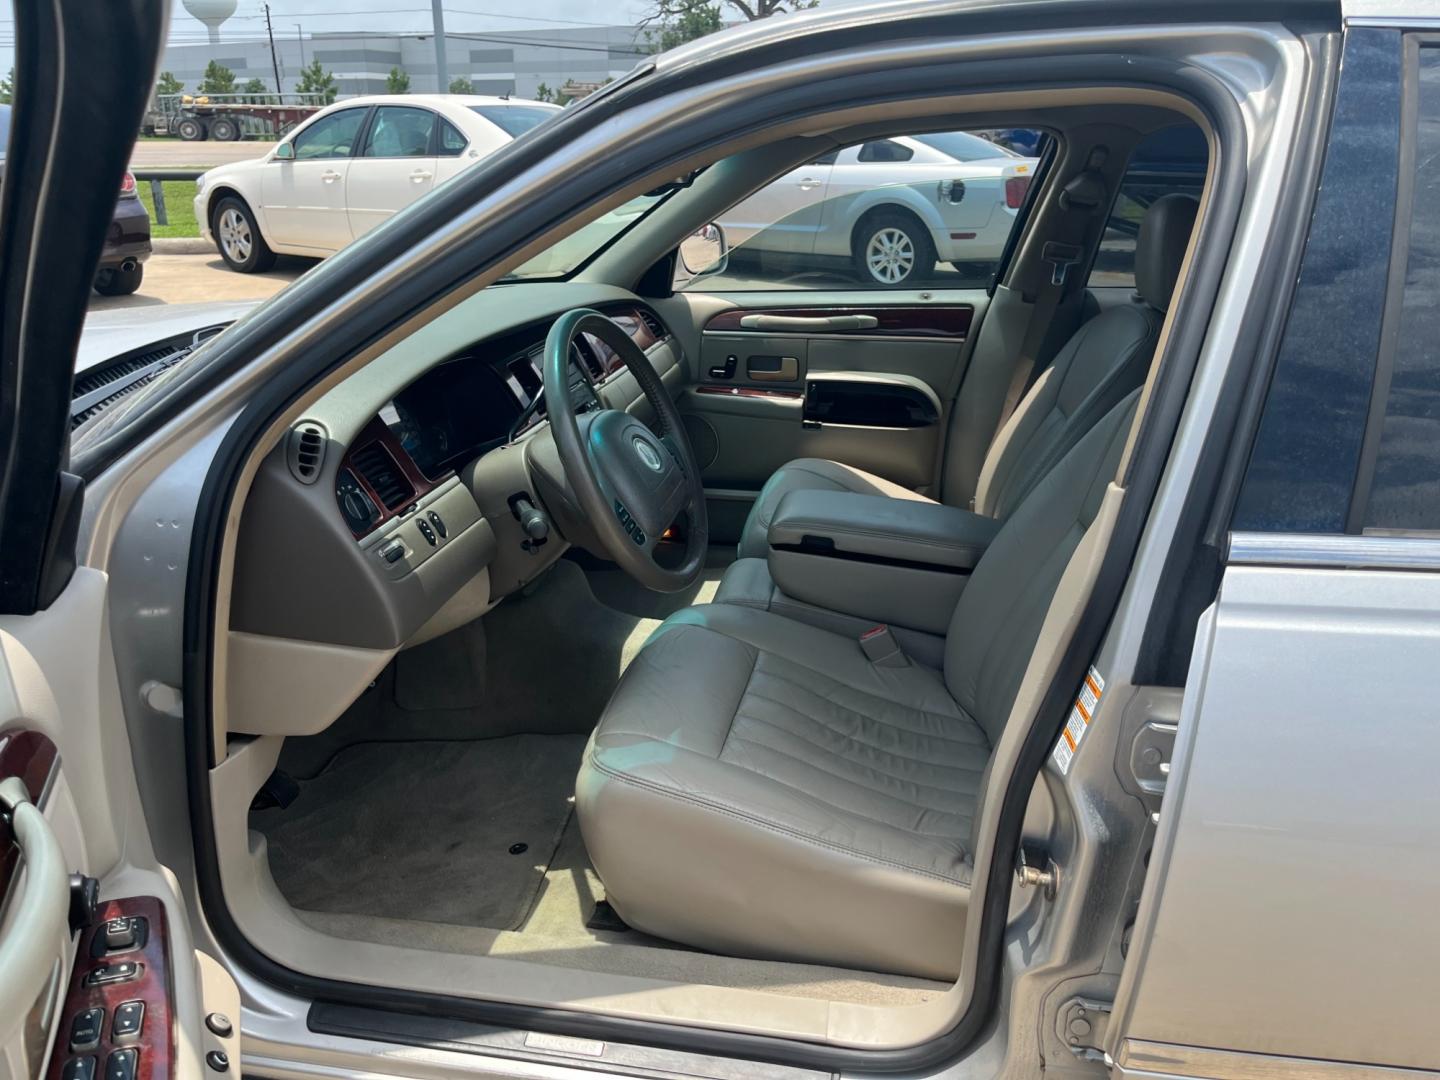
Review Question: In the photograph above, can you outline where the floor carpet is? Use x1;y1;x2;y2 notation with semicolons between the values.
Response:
251;733;586;931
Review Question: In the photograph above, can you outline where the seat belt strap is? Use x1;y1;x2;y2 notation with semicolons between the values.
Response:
997;239;1083;432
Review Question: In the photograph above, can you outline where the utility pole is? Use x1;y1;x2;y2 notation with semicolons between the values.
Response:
296;25;306;70
264;3;284;95
431;0;448;92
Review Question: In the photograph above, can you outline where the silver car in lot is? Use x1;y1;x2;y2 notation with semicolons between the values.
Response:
2;4;1438;1080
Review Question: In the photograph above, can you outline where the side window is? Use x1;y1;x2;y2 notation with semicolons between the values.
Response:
438;119;468;157
857;139;914;163
1355;43;1440;532
291;109;367;160
362;106;436;158
679;128;1043;291
1089;125;1208;288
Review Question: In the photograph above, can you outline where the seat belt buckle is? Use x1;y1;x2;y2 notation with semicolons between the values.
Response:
860;625;908;667
1041;241;1082;287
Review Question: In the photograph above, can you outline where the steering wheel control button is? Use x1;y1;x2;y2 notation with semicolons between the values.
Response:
85;960;141;987
378;539;405;564
70;1008;105;1051
427;510;447;538
418;519;437;546
63;1058;97;1080
105;1048;138;1080
206;1049;231;1073
205;1013;233;1038
111;1001;145;1040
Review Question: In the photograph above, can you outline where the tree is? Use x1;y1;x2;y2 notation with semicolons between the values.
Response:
448;75;474;94
156;70;184;96
241;77;267;94
198;60;236;95
296;59;338;104
534;82;559;104
640;0;819;52
386;67;410;94
0;68;13;105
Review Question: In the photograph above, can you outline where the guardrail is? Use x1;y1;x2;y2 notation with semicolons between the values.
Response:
132;169;204;227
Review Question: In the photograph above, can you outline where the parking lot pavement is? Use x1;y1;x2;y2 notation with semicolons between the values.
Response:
131;140;275;169
88;253;315;312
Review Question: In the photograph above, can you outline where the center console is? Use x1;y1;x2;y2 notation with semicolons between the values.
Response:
764;490;1001;636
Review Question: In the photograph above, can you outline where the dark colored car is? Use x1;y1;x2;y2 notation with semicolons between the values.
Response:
0;102;150;296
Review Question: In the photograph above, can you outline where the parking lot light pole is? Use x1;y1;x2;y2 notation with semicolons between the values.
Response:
431;0;448;91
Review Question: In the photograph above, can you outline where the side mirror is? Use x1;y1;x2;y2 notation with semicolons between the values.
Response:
678;223;727;279
273;142;295;161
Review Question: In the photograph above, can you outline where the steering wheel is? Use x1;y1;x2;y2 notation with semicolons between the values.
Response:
542;308;708;593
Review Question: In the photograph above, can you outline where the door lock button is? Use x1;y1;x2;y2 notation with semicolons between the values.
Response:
85;961;141;987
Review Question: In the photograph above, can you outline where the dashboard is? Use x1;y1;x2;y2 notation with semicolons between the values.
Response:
332;304;667;540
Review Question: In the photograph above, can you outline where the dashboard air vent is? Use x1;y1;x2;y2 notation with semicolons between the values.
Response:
287;422;328;484
351;442;415;511
637;309;665;338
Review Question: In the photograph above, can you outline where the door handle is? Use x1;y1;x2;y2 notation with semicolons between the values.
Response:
410;170;433;182
321;170;341;183
738;314;880;332
797;177;822;189
0;777;70;1049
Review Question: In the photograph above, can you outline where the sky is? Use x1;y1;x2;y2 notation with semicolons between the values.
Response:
0;0;670;76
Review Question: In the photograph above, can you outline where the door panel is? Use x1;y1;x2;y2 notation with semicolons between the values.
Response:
679;292;988;508
262;160;354;251
346;105;441;238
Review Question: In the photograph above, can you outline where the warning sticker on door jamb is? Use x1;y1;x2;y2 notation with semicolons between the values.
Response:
1052;666;1105;775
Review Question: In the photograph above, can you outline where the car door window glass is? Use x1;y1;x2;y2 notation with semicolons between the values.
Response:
362;106;436;158
438;119;468;157
1089;125;1208;288
1355;44;1440;533
291;109;367;160
677;127;1043;291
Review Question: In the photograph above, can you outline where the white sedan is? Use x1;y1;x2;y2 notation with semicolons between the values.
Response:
718;131;1038;286
195;95;561;272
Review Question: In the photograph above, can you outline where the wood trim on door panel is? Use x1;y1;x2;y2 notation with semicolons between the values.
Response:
704;305;973;339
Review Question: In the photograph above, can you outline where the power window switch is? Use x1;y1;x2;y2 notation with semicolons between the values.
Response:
63;1058;97;1080
105;1048;138;1080
69;1008;104;1051
111;1000;145;1040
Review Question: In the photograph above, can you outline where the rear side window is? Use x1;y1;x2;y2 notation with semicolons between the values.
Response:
469;104;558;138
1354;42;1440;532
1089;125;1208;288
438;120;468;157
361;106;436;158
857;139;914;163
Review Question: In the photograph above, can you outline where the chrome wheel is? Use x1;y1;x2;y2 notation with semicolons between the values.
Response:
218;208;253;264
865;225;916;284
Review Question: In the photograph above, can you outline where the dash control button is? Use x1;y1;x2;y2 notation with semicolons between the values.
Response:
427;510;447;538
112;1001;145;1040
378;539;405;564
105;1048;138;1080
70;1008;104;1051
62;1058;97;1080
417;520;437;546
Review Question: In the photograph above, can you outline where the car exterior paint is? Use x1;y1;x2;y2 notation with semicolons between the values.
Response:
193;94;561;261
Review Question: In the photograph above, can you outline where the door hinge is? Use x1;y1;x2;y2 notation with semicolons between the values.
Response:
1122;686;1181;821
1055;995;1113;1062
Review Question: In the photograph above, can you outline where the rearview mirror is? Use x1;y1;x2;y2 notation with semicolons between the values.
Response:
274;142;295;161
678;223;727;279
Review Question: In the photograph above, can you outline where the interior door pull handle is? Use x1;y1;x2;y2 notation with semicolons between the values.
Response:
0;777;70;1049
738;314;880;332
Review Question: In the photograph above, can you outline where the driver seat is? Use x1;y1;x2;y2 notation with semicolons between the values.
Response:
575;388;1139;980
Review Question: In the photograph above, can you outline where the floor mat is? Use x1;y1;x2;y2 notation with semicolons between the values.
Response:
252;734;586;931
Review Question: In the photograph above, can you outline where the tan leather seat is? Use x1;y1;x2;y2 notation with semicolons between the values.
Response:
734;193;1198;560
576;390;1139;979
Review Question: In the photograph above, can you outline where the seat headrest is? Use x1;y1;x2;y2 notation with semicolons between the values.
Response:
1134;193;1199;311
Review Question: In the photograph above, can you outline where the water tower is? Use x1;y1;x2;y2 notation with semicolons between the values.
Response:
183;0;238;45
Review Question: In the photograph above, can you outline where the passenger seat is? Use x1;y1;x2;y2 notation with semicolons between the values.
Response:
732;193;1199;561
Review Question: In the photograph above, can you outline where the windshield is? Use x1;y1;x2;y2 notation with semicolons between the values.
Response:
499;190;669;281
912;131;1018;161
470;104;561;138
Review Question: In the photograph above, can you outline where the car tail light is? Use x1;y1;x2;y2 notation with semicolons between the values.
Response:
120;171;137;195
1004;175;1030;209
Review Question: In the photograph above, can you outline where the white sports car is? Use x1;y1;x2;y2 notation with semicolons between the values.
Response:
718;131;1038;285
195;95;561;272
